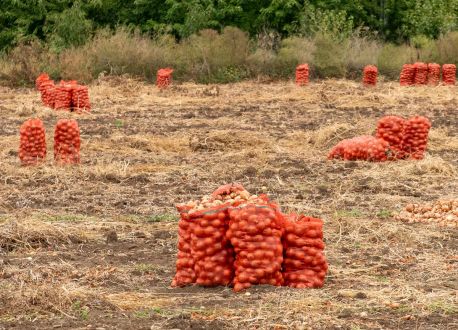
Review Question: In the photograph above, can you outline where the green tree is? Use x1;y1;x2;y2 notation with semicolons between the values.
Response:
47;2;92;50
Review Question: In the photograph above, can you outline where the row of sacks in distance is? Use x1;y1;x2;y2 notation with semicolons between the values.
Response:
400;63;456;86
295;63;456;86
172;184;328;292
36;73;91;111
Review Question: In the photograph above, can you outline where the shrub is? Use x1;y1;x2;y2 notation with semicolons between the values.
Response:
344;36;381;79
377;44;415;79
275;37;315;77
437;31;458;65
312;34;347;78
178;27;251;83
246;49;278;77
0;40;57;86
59;28;174;83
47;4;92;51
411;35;440;63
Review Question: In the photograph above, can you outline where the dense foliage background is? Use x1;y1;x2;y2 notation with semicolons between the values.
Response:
1;0;457;51
0;0;457;85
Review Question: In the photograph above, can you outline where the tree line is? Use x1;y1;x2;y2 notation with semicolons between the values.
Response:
1;0;457;52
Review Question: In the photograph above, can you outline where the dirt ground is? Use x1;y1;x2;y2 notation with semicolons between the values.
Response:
0;78;457;330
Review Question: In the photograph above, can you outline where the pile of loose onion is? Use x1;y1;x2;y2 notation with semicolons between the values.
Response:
395;200;458;228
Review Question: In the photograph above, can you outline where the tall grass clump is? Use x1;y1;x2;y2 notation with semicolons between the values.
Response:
344;35;381;78
275;37;315;76
436;31;458;65
0;40;57;86
177;27;251;83
59;28;174;83
312;34;347;78
377;44;416;79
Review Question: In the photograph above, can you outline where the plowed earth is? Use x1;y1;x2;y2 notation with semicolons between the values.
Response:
0;79;457;329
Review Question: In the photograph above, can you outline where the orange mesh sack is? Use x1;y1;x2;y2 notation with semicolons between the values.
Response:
401;116;431;160
54;85;73;110
295;64;309;86
282;214;328;288
54;119;81;164
19;119;47;166
427;63;441;85
172;204;197;287
376;115;406;159
157;68;173;88
227;203;284;292
442;64;456;85
328;136;390;162
40;80;56;108
399;64;415;86
362;65;377;86
72;85;91;112
36;73;50;91
414;62;428;85
188;204;235;287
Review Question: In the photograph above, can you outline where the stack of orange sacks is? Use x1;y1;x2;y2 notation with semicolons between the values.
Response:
399;64;416;86
157;68;173;88
295;64;309;86
172;184;328;292
442;64;456;85
427;63;441;85
54;119;81;164
35;74;91;111
414;62;428;85
282;214;328;288
19;119;47;166
327;136;390;162
362;65;378;86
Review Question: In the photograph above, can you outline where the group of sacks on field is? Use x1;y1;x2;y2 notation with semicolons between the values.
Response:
35;73;91;111
328;115;431;162
399;63;456;86
173;184;328;292
19;118;81;166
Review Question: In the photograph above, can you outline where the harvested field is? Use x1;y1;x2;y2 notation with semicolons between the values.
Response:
0;78;457;329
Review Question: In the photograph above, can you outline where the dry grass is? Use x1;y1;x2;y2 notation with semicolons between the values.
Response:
0;79;457;329
0;218;85;251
